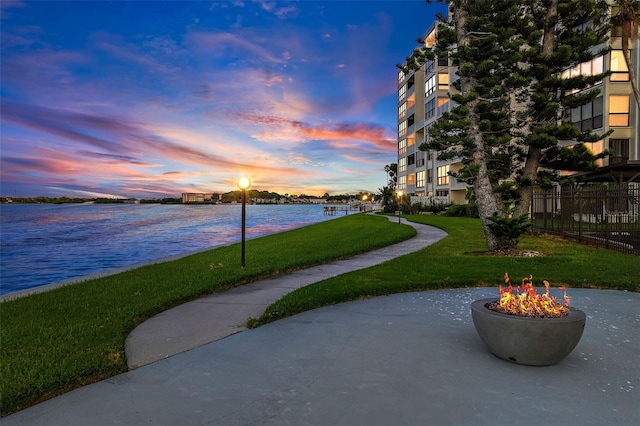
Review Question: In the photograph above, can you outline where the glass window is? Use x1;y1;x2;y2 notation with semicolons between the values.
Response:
398;102;406;119
399;157;406;173
398;175;407;190
593;97;603;129
609;95;629;126
408;154;415;166
438;73;449;90
610;139;629;164
571;97;604;131
610;50;629;82
398;139;406;155
561;56;604;95
398;84;406;101
417;171;425;188
426;98;436;120
425;60;435;75
424;28;436;49
398;121;407;137
407;174;416;185
437;165;449;185
593;56;603;74
425;75;436;97
398;70;405;84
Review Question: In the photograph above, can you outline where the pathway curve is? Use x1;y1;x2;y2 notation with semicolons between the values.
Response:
125;215;448;368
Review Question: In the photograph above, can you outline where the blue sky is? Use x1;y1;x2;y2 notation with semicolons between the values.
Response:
1;0;445;198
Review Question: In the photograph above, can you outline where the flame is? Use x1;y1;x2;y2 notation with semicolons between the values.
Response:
492;273;570;318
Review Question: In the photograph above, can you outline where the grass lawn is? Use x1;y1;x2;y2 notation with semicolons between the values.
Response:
0;213;414;416
252;214;640;326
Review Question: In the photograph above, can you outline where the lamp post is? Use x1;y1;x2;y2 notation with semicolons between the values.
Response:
237;177;251;268
397;191;403;224
362;194;368;212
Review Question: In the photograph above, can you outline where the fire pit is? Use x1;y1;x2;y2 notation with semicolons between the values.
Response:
471;274;586;366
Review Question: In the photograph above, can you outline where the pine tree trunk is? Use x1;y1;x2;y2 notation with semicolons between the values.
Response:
453;0;502;251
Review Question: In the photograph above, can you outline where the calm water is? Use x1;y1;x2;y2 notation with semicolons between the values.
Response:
0;203;347;296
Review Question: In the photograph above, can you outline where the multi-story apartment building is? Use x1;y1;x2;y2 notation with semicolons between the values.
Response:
397;21;466;207
564;9;640;183
397;8;639;207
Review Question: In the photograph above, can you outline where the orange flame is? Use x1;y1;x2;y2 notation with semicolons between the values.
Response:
492;273;570;318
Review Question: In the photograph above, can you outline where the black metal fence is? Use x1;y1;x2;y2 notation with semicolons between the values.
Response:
531;185;640;255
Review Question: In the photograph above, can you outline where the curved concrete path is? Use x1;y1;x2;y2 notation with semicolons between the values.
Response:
125;216;448;368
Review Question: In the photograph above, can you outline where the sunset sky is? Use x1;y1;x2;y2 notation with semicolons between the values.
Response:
1;0;445;198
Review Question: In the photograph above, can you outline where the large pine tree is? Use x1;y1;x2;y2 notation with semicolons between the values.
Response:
403;0;611;251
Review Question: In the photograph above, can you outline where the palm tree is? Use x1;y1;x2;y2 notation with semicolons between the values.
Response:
610;0;640;108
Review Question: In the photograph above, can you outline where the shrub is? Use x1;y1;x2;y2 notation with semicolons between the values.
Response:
444;203;479;218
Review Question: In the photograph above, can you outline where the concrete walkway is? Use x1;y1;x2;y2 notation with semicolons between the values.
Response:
4;217;639;426
125;215;448;368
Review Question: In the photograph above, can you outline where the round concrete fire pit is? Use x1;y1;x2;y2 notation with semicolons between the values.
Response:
471;298;586;366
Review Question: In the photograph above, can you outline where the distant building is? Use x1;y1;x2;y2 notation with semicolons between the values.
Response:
182;193;215;203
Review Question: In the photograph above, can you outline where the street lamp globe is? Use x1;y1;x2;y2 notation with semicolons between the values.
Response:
237;177;251;191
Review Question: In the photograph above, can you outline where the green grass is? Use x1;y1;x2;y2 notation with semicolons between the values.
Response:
253;214;640;327
0;213;415;416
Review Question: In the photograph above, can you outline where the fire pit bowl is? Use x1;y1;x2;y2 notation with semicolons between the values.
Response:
471;298;586;366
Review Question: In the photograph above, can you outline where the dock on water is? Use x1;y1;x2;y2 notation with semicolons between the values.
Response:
323;206;351;216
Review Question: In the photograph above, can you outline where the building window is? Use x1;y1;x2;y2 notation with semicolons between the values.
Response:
437;165;449;185
399;157;406;173
398;69;406;85
571;97;603;131
407;136;415;148
610;50;629;82
424;28;436;48
407;173;416;186
417;151;425;167
398;175;407;190
425;60;435;75
426;98;436;120
398;139;406;155
609;95;629;126
436;190;449;197
425;75;436;97
416;171;425;187
427;168;433;184
398;84;406;101
438;73;449;90
610;139;629;164
561;56;604;94
398;102;406;119
398;121;407;137
437;54;448;67
408;154;415;166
